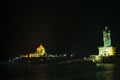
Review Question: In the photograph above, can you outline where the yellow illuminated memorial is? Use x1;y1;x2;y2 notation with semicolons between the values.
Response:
29;43;46;57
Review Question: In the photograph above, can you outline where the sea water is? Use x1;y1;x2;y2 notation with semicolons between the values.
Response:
1;63;120;80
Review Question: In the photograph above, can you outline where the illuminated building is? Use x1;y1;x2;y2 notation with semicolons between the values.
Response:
19;43;47;58
10;43;58;63
98;26;116;57
29;43;46;57
17;43;58;59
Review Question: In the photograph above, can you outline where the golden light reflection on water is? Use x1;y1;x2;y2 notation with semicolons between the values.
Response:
96;64;115;80
6;63;120;80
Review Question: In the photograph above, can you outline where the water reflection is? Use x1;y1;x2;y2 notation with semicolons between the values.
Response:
3;63;120;80
96;64;115;80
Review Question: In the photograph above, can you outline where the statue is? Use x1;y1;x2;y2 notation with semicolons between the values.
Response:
103;26;111;47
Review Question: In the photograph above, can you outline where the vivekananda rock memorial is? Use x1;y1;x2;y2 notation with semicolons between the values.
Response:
9;26;120;64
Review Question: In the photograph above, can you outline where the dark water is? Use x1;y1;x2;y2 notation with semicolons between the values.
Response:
1;63;120;80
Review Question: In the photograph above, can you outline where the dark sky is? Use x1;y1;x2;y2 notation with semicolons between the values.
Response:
1;0;120;61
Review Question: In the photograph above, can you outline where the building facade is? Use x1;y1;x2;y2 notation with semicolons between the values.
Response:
29;44;46;57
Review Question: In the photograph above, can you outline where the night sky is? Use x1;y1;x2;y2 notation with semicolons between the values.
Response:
1;0;120;61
